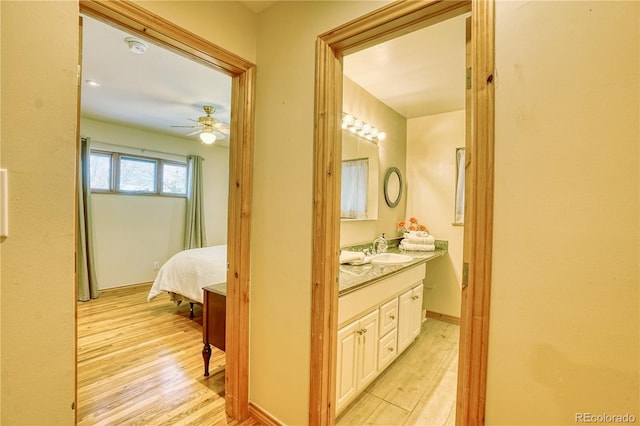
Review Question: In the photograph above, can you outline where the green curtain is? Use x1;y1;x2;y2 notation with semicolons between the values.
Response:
77;137;99;301
184;155;207;249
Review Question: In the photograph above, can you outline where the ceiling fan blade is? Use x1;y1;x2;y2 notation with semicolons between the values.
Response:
213;122;230;134
212;131;227;140
170;125;200;128
186;129;202;136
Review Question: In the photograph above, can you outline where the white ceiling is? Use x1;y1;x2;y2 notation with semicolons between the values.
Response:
344;12;468;118
80;10;467;143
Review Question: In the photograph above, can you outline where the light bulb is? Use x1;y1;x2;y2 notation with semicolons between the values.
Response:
376;132;386;141
200;132;216;144
343;114;354;125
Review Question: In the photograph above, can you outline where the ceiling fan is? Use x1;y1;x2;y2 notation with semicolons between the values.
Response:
171;105;230;144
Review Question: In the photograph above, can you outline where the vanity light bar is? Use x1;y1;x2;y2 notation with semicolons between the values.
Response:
342;113;386;142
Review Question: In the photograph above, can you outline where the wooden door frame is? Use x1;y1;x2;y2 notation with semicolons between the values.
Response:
77;1;255;420
310;1;495;424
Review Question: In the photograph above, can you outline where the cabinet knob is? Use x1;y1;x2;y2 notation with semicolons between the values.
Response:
387;347;393;352
389;315;395;320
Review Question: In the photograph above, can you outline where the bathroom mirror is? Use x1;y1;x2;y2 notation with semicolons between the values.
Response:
341;131;379;220
384;167;403;208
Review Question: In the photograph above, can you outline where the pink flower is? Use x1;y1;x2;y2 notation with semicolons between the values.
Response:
398;216;429;234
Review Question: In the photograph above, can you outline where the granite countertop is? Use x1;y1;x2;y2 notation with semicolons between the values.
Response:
338;247;447;296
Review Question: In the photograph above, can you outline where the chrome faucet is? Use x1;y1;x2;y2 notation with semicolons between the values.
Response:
372;233;388;254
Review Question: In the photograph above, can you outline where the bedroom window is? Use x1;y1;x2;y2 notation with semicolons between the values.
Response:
162;162;187;195
89;150;187;197
119;156;157;193
89;152;113;191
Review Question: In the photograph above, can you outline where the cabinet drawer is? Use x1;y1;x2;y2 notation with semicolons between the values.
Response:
378;298;398;336
377;329;397;370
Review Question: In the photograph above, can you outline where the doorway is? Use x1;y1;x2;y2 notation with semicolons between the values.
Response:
310;1;495;424
77;1;255;421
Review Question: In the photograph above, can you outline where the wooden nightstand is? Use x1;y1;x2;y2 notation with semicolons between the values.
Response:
202;282;226;376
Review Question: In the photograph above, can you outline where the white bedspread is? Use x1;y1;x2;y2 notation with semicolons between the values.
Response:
147;245;227;304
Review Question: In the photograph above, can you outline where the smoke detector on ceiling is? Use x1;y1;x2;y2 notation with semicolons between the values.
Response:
124;37;148;54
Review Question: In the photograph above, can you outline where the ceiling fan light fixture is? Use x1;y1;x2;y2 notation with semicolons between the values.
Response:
124;37;148;54
199;131;216;144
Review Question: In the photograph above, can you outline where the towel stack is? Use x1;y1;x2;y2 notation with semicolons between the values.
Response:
400;231;436;251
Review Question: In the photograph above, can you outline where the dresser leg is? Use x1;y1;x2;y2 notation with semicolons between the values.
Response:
202;342;211;376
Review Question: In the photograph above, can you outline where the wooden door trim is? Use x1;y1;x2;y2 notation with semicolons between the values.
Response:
310;1;494;424
78;1;255;420
456;1;495;424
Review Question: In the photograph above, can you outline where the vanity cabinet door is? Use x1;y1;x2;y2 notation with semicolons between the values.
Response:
409;284;423;339
398;283;424;352
336;320;359;409
356;310;379;390
336;310;380;413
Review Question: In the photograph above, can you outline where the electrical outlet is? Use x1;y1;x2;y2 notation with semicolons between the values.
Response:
153;261;160;270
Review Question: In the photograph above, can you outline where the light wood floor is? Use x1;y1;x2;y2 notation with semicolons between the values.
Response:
337;319;460;426
77;283;257;426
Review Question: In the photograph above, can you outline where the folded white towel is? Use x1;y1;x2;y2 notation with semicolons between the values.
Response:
400;240;435;251
340;250;365;264
403;233;435;244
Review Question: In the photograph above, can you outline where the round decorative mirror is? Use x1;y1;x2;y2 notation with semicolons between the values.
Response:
384;167;403;208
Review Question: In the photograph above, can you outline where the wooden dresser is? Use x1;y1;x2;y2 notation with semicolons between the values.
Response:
202;282;226;376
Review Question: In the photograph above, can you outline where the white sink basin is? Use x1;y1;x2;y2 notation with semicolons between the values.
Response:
371;253;413;265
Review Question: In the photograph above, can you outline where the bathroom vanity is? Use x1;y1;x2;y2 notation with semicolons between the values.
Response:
336;249;445;414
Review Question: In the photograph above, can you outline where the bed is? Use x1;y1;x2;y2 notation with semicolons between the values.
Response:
147;244;227;314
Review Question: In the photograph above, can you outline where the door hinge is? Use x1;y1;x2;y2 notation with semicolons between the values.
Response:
466;67;472;90
462;262;469;288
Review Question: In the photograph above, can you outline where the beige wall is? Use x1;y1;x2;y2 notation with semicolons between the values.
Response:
0;2;3;420
487;1;639;424
133;0;258;64
1;1;78;424
251;2;389;423
407;111;464;318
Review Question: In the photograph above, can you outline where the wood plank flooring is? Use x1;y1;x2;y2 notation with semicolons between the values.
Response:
337;319;459;426
77;283;257;426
